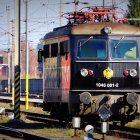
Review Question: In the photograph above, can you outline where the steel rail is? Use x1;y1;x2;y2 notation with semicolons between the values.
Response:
109;124;140;140
6;109;69;128
6;109;140;139
94;122;140;140
0;96;43;107
0;124;50;140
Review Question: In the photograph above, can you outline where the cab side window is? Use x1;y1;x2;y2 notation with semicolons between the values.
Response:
51;43;58;57
60;41;68;56
44;45;49;58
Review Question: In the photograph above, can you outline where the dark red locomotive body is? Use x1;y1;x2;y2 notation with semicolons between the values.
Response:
38;11;140;124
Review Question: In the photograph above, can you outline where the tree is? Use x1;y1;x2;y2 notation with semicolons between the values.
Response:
127;0;140;26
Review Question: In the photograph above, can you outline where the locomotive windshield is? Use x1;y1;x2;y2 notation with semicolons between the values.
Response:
110;40;139;59
77;39;106;59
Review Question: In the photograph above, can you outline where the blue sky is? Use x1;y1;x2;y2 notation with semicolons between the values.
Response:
0;0;129;50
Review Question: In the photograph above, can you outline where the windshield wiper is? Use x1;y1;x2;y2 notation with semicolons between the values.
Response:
79;36;93;48
114;36;125;49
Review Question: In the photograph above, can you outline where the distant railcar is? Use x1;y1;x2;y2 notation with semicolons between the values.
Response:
38;7;140;125
0;79;43;93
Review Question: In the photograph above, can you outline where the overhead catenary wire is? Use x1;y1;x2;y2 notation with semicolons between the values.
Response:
29;3;46;17
0;0;130;50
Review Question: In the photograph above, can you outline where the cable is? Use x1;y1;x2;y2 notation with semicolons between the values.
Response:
29;3;46;17
0;26;14;37
114;0;129;6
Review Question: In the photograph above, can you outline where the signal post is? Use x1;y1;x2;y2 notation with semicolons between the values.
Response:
14;0;20;119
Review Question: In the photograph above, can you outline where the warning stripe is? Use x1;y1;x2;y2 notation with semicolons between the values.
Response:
14;112;20;119
14;71;20;119
15;86;20;95
14;102;20;111
15;94;20;103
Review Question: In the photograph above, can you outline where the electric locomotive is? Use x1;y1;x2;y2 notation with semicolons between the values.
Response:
38;7;140;124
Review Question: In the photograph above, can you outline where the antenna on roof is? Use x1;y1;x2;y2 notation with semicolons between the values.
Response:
103;0;105;8
112;0;115;13
74;0;79;12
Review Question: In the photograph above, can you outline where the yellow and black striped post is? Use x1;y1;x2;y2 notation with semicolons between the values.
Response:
14;66;20;119
14;0;20;120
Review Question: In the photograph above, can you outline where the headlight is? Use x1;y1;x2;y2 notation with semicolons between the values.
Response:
123;69;137;77
80;68;94;77
104;26;112;34
80;68;88;77
129;69;137;77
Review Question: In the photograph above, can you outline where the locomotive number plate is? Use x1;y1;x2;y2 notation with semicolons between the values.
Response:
96;83;119;88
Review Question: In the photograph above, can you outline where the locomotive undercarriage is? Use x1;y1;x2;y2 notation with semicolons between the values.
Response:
69;91;139;123
43;91;139;124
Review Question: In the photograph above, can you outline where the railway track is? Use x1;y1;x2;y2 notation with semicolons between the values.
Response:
1;96;140;140
0;95;43;107
6;109;69;128
1;94;140;139
0;124;49;140
0;92;43;99
109;124;140;140
5;109;140;139
92;122;140;140
2;110;73;140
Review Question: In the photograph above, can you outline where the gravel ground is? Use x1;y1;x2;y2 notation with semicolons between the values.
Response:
0;134;25;140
